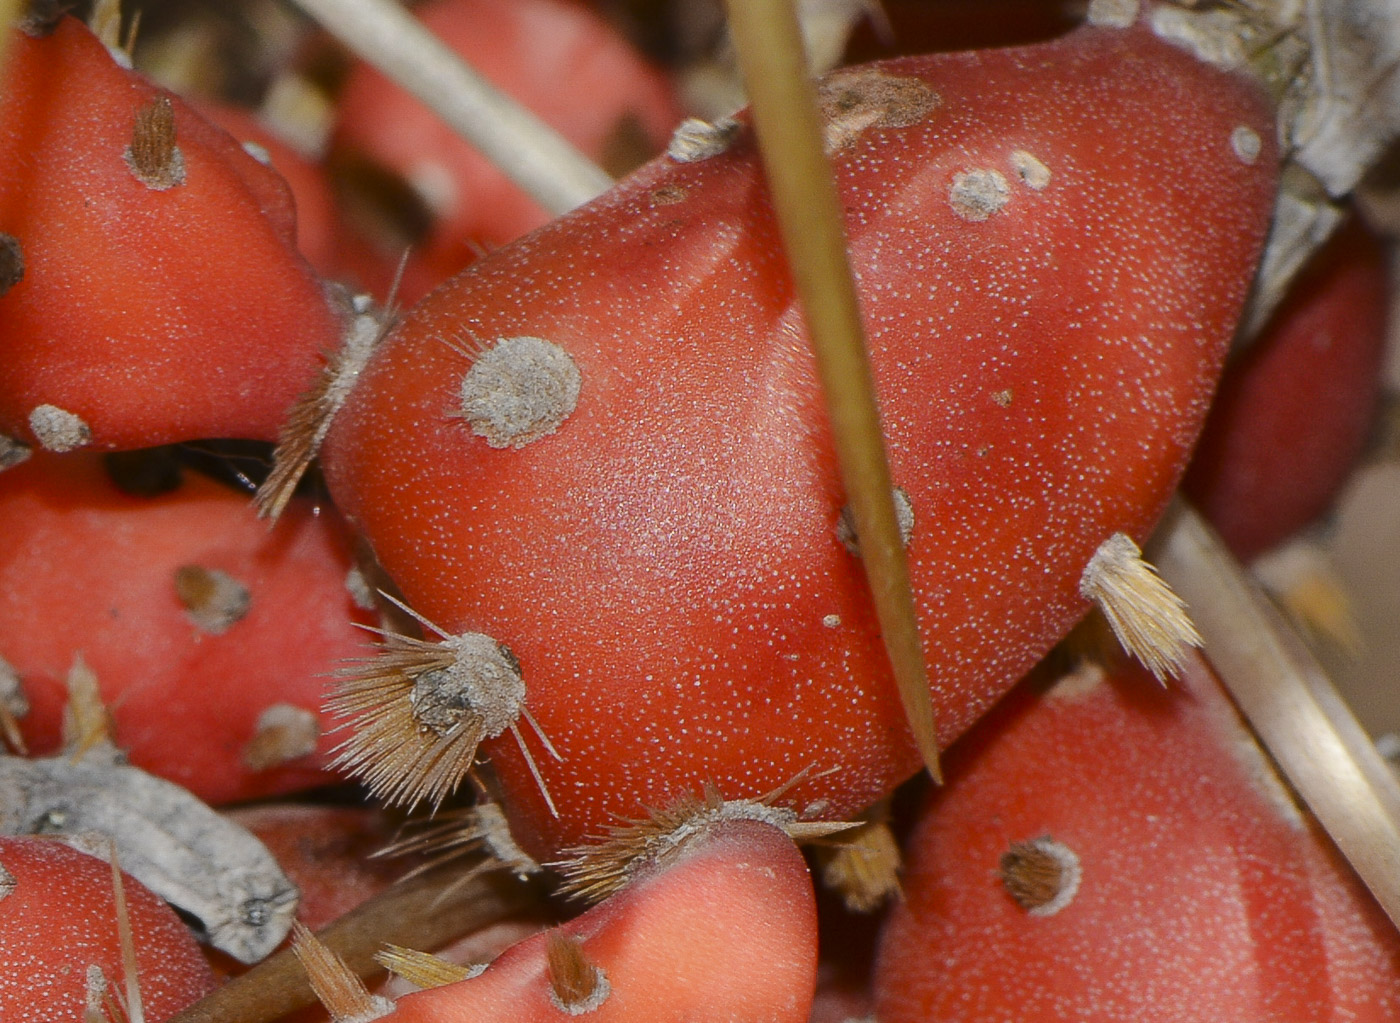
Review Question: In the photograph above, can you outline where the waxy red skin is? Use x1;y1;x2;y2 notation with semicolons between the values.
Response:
873;654;1400;1021
0;18;340;451
381;819;818;1023
1183;216;1390;562
324;23;1277;855
0;454;374;804
0;836;217;1022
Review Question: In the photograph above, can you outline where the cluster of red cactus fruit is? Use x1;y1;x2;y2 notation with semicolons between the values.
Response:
1;0;1398;1019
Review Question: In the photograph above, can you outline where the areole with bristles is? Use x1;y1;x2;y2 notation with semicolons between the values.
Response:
554;773;854;904
328;591;560;815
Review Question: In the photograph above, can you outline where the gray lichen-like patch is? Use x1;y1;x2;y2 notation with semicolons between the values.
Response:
0;233;24;298
174;564;252;635
1009;150;1051;191
243;703;320;770
457;335;581;449
410;636;525;740
0;744;299;962
837;486;915;556
0;434;31;471
28;404;91;452
667;116;742;162
0;858;13;900
1231;125;1262;164
999;836;1082;917
949;169;1010;221
1087;0;1139;28
124;94;186;190
818;67;939;153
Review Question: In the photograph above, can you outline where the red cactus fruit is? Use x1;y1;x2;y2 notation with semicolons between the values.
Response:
193;101;343;279
0;836;217;1021
0;452;374;803
376;817;818;1023
0;16;342;454
316;15;1278;858
328;0;683;302
874;653;1400;1020
1183;215;1390;562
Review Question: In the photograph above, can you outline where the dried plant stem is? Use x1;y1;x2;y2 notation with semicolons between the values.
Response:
723;0;940;781
286;0;612;214
166;866;539;1023
1156;500;1400;932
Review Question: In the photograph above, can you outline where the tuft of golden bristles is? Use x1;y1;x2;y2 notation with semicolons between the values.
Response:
327;594;559;815
291;922;393;1023
374;944;483;990
1079;532;1201;683
554;777;854;903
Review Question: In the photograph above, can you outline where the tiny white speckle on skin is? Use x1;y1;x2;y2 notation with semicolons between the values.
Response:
28;404;91;452
949;169;1010;222
1230;125;1261;164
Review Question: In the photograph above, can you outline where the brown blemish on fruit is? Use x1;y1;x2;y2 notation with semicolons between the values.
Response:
1009;150;1051;191
456;335;581;449
949;169;1010;221
992;388;1014;408
667;116;742;162
0;233;24;297
1000;837;1081;916
243;704;320;770
547;932;610;1014
0;434;31;471
0;858;13;900
818;68;938;153
28;404;91;452
650;183;689;206
124;95;185;190
174;564;252;635
837;486;914;556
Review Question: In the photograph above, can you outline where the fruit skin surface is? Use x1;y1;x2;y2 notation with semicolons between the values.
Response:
0;836;218;1022
1183;216;1390;562
381;819;818;1023
873;654;1400;1022
0;18;340;451
0;453;374;803
323;20;1278;856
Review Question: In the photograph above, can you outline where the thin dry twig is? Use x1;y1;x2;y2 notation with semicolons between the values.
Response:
722;0;940;781
165;864;539;1023
286;0;612;215
1155;499;1400;932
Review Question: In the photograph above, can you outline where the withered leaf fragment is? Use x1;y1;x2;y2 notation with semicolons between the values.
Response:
0;744;298;963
